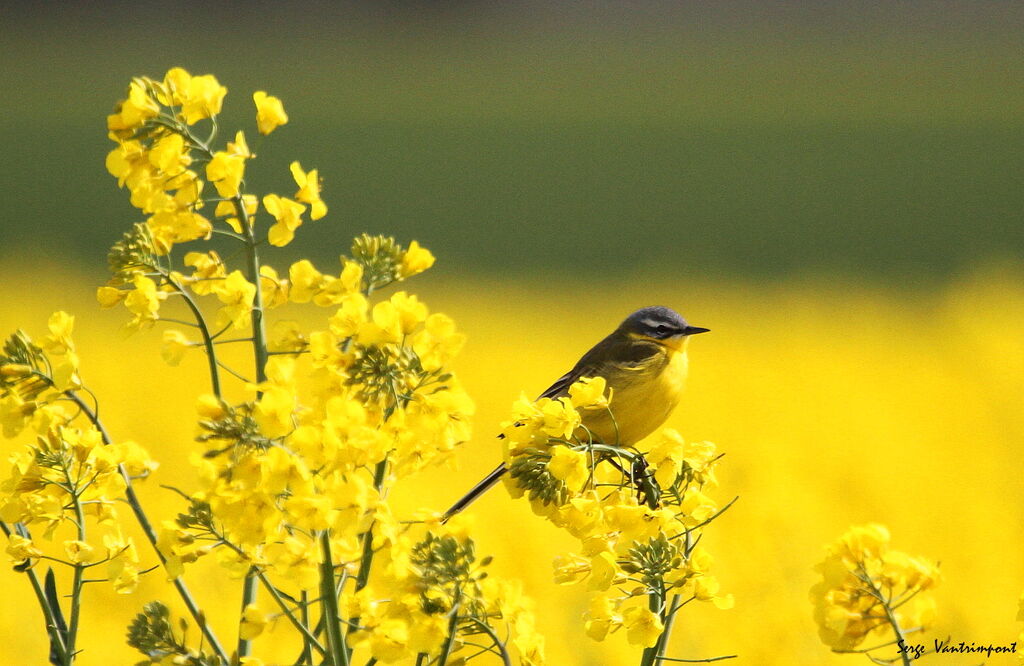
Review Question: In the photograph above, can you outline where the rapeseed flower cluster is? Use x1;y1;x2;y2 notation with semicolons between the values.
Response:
0;314;151;590
810;524;940;661
0;314;156;664
0;67;549;666
98;67;546;666
500;379;734;663
105;68;319;255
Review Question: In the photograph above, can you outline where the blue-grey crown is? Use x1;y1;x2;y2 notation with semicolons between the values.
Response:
618;306;709;339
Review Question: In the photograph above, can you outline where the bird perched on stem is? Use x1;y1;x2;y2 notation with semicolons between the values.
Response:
441;306;708;522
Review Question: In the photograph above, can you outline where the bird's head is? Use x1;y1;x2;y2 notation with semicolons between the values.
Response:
619;306;709;351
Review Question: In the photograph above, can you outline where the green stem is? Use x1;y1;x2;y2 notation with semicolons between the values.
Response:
175;119;268;656
236;191;268;658
640;584;667;666
238;574;258;656
468;618;512;666
237;195;268;387
345;458;389;659
256;571;327;657
354;459;389;594
880;592;913;666
298;591;314;666
855;564;912;666
319;532;348;666
63;390;228;663
168;278;221;396
436;602;459;666
0;522;67;663
653;594;683;662
63;498;86;666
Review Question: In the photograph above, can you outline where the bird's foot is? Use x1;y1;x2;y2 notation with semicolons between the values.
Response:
631;454;661;509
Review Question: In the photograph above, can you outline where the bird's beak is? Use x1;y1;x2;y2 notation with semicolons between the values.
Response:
682;325;710;336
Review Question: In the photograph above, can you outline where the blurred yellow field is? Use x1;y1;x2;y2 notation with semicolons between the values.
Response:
1;264;1020;665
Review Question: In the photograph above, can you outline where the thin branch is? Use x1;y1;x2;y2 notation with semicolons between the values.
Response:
655;656;737;663
436;602;459;666
63;390;228;663
468;618;512;666
255;570;326;657
211;228;246;241
215;360;252;383
165;278;222;396
0;522;67;664
673;496;739;536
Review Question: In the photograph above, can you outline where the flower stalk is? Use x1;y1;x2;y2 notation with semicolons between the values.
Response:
319;532;349;666
63;389;229;663
0;522;67;664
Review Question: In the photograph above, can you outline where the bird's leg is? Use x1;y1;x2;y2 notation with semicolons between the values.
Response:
597;450;661;508
632;454;661;509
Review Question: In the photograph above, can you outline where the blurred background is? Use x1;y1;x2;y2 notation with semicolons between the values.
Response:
1;1;1022;664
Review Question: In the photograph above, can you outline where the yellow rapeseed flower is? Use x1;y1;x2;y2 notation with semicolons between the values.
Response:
1;387;37;439
227;130;252;158
214;194;258;234
239;604;269;640
646;429;686;487
568;376;610;410
553;553;591;585
5;534;42;563
588;551;618;591
328;293;370;338
95;286;126;310
64;539;98;565
623;605;664;647
41;310;75;355
259;265;289;308
160;329;192;366
290;161;327;220
584;594;619;641
357;301;404;346
147;133;191;176
539;397;582;439
124;274;163;330
183;250;227;295
389;292;429;335
107;80;159;131
253;91;288;135
163;67;227;124
263;193;306;246
399;240;435;278
206;150;246;199
147;210;213;252
411;313;466;371
548;446;589;494
213;271;256;330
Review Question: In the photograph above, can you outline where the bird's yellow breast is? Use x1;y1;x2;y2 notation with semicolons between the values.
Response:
580;340;690;446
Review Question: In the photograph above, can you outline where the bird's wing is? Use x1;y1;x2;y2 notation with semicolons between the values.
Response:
538;333;664;399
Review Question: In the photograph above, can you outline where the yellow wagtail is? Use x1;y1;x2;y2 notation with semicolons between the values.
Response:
441;306;708;522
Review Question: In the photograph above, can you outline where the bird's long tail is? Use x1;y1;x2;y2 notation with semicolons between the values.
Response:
441;462;508;524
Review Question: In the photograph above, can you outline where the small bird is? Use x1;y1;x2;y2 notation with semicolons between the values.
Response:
441;306;708;522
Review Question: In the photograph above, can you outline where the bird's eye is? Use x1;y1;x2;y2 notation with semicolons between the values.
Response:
655;324;669;336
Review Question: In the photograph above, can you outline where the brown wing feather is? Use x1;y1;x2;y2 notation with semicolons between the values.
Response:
538;331;663;399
